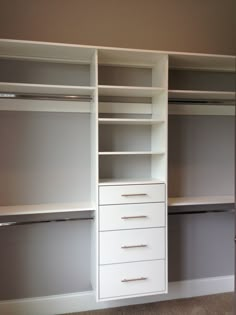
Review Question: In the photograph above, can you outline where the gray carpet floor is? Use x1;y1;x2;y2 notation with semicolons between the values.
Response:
64;293;233;315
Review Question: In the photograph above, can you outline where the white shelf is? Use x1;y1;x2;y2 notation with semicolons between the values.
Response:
99;178;165;186
168;195;234;207
99;85;164;97
98;118;164;125
99;151;165;155
0;82;95;96
169;90;235;101
0;202;95;216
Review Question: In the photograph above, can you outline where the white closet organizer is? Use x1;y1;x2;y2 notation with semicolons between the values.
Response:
0;40;235;307
0;45;98;217
97;50;168;300
168;63;235;210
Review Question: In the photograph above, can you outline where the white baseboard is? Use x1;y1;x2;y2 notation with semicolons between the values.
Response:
0;275;233;315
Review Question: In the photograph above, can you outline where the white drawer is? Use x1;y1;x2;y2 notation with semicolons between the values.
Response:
99;184;165;205
99;203;165;231
100;228;165;265
99;260;166;299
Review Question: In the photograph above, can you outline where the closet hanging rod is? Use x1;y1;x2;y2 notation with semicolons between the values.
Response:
0;216;94;228
168;209;235;216
0;92;93;102
169;99;235;105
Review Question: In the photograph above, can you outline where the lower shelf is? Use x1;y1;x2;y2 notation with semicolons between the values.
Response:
168;195;234;207
0;202;95;216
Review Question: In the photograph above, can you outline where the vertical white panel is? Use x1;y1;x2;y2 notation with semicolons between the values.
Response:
90;49;99;295
152;55;169;293
152;55;168;88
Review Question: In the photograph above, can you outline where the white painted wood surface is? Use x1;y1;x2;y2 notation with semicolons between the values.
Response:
99;260;166;299
0;202;95;216
99;118;164;124
0;82;95;95
0;38;234;310
99;178;165;185
99;151;165;155
99;228;165;264
99;203;165;231
99;184;165;205
168;195;234;206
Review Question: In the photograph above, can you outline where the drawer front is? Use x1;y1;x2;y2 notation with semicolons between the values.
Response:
99;203;165;231
100;228;165;265
99;260;166;299
99;184;165;205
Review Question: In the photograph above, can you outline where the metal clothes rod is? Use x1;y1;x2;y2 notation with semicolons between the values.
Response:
168;209;235;216
169;99;235;105
0;92;93;102
0;217;94;227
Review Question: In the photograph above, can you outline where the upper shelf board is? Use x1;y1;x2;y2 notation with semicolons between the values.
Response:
169;90;235;101
0;39;235;71
99;85;164;97
0;202;95;216
0;82;95;96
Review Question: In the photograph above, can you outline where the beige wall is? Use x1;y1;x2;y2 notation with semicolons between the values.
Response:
0;0;235;55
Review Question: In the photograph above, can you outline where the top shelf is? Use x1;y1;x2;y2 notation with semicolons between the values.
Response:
99;85;165;97
0;82;95;96
0;39;234;71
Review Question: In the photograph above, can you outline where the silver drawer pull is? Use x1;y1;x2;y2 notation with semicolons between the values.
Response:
121;193;148;197
121;215;148;220
121;277;148;283
121;244;148;249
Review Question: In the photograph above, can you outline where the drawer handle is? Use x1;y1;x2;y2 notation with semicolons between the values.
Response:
121;215;148;220
121;193;148;197
121;244;148;249
121;277;148;283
